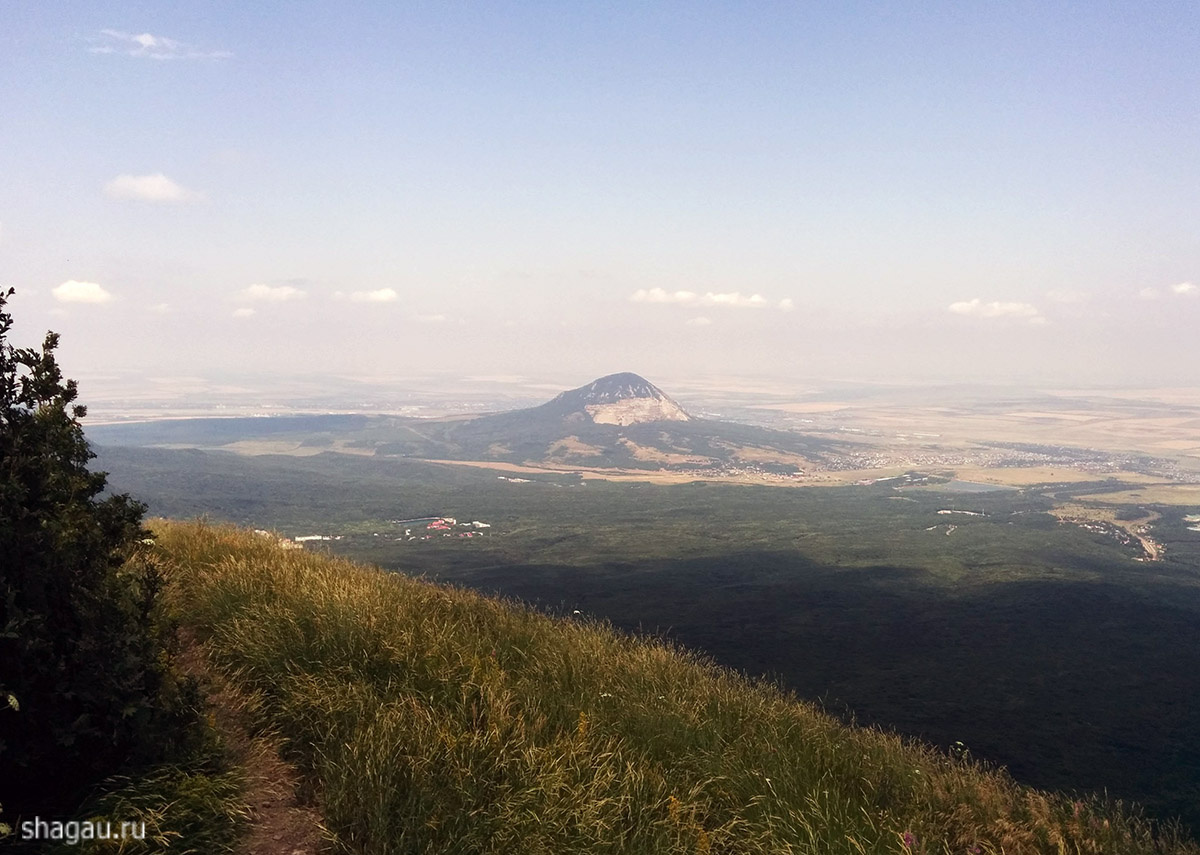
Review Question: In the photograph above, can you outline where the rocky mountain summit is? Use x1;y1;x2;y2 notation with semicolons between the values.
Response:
540;372;691;426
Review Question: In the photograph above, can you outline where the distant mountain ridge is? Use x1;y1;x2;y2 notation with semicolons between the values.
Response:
89;372;847;473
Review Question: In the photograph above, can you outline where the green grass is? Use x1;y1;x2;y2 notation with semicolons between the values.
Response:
54;760;248;855
153;521;1198;854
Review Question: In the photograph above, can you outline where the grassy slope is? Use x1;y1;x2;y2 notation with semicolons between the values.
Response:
155;522;1196;855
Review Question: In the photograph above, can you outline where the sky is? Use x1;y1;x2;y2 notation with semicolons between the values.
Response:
2;1;1199;393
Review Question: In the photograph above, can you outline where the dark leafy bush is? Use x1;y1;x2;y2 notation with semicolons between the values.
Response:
0;287;178;822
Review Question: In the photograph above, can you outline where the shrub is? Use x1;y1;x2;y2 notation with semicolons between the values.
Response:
0;287;175;822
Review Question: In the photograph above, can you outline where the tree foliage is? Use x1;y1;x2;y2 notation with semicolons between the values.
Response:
0;287;171;820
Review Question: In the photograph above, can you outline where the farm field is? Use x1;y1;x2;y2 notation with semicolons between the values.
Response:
745;386;1200;465
1076;485;1200;505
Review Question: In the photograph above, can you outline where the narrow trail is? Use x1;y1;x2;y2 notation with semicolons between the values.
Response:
177;633;328;855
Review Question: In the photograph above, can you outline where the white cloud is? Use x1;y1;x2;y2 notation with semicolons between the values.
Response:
105;173;201;203
52;280;113;304
237;284;305;302
705;292;767;308
90;30;231;60
685;316;712;327
1133;283;1195;300
232;307;256;318
778;298;795;312
350;288;399;303
416;313;446;323
948;298;1042;323
630;288;698;304
629;289;769;308
148;303;170;314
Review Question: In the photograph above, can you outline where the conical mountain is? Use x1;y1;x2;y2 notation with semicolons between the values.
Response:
381;372;828;471
538;372;691;425
440;372;691;460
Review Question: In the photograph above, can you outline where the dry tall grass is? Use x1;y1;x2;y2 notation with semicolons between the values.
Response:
154;521;1198;855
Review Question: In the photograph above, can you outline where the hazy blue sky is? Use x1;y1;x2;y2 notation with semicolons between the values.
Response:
2;2;1198;389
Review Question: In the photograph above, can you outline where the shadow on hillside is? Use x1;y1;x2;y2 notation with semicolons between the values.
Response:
430;552;1200;836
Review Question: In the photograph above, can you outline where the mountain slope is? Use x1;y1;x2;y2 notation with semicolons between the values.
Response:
153;521;1199;855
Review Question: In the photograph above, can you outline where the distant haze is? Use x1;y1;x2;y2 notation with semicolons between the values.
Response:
2;4;1198;389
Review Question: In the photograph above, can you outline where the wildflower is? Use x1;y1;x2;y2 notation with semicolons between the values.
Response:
576;710;589;738
599;692;613;698
667;795;681;823
902;831;917;849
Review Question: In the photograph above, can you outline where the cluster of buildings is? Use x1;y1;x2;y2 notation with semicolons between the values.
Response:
255;530;344;550
255;517;494;548
680;462;807;483
395;516;492;542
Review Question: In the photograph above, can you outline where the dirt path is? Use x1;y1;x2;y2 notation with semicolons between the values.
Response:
177;634;328;855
